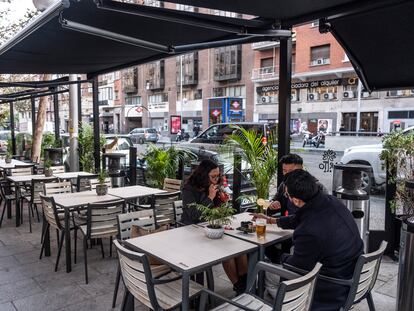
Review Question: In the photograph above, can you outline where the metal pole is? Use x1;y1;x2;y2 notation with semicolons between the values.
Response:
10;102;16;156
356;80;362;135
53;87;60;142
69;75;79;171
92;76;101;173
31;97;36;135
180;54;183;129
129;146;137;186
77;77;82;126
277;32;293;185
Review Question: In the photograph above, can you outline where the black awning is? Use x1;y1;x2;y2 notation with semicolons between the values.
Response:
0;0;284;76
327;1;414;91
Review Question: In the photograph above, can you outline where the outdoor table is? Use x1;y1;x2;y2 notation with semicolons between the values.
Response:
7;174;57;227
108;185;166;200
53;171;95;180
223;212;293;296
126;224;259;311
0;159;32;169
52;190;119;273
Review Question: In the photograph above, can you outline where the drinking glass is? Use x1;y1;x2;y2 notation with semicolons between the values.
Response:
256;218;266;239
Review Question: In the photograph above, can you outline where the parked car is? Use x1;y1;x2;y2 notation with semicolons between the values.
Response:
340;126;414;191
188;122;277;151
129;128;158;144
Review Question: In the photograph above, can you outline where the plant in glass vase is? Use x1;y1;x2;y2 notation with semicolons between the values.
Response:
195;202;235;239
96;170;109;196
225;126;278;213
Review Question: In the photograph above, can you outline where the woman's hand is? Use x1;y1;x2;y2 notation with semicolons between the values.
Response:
208;184;218;200
269;200;281;210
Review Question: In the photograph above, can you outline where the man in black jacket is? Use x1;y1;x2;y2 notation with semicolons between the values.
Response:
255;170;364;311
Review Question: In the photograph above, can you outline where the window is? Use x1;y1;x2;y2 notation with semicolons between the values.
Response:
123;67;138;93
125;96;142;106
388;111;410;119
115;90;119;100
311;20;319;27
213;10;242;18
143;0;163;7
194;89;203;100
148;93;168;103
310;45;330;66
176;52;198;86
227;85;245;97
213;87;225;97
146;60;165;90
343;53;350;62
214;45;242;81
176;4;197;12
260;57;274;69
98;87;113;101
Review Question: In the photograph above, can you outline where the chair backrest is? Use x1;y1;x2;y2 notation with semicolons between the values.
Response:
31;178;58;203
89;177;112;190
40;194;63;230
75;174;98;192
50;165;65;174
11;166;33;176
173;200;183;224
113;239;162;310
342;241;388;310
273;263;322;311
163;178;182;192
86;200;125;239
151;191;181;227
117;209;155;240
44;181;72;196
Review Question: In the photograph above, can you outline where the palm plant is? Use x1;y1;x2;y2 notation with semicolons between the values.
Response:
144;145;195;189
226;126;278;212
196;201;235;229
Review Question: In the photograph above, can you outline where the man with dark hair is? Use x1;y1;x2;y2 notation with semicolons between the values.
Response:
255;170;364;311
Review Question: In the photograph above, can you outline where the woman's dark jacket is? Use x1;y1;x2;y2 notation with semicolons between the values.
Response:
181;183;213;225
280;192;364;311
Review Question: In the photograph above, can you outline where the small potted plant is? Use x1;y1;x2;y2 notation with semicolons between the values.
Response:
96;170;109;196
196;202;235;239
44;159;53;177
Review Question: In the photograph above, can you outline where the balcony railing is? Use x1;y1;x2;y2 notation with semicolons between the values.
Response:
251;65;296;82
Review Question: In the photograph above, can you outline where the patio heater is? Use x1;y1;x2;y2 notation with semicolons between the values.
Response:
332;164;373;252
397;180;414;311
102;153;126;187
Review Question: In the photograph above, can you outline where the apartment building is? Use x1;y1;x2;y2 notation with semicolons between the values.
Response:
252;21;414;134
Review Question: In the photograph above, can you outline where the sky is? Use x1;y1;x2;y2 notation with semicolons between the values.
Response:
0;0;35;25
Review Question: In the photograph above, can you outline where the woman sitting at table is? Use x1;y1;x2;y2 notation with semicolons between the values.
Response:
182;159;248;294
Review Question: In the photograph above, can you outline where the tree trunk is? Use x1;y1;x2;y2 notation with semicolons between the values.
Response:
31;74;51;163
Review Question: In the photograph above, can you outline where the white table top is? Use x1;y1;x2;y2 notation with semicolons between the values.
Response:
52;190;119;208
0;159;32;169
223;212;293;246
7;174;56;183
108;185;166;200
126;225;257;272
53;171;95;180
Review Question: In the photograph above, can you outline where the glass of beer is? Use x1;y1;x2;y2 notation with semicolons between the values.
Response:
256;218;266;239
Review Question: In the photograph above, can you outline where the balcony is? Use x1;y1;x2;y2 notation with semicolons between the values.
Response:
252;41;280;50
251;64;295;82
123;85;137;94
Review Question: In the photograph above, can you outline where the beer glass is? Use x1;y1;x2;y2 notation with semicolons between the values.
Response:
256;218;266;239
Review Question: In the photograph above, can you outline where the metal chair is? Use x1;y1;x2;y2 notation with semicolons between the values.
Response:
50;165;65;174
39;195;77;272
200;262;322;311
163;178;182;192
285;241;388;311
173;200;184;226
10;166;33;176
21;177;57;232
151;191;181;227
112;209;171;308
114;239;203;311
73;174;98;192
78;199;125;284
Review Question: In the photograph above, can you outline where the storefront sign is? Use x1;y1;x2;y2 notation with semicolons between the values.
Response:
257;78;358;94
170;115;181;134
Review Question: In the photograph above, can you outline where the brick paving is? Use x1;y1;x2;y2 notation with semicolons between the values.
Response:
0;208;398;311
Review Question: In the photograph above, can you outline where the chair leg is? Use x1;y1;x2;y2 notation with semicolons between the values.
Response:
0;201;6;227
83;237;89;284
121;290;134;311
367;292;376;311
28;202;32;233
56;229;60;249
74;228;78;264
34;204;40;222
55;231;65;272
39;223;50;259
110;236;113;257
100;238;105;258
112;264;121;308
